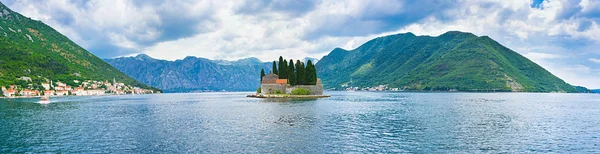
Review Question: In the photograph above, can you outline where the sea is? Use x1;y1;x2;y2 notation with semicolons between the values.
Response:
1;92;599;153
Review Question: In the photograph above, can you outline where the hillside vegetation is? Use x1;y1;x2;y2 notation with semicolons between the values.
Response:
316;31;578;92
0;2;157;91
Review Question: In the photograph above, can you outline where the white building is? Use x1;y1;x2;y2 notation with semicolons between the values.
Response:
56;81;67;87
56;90;68;96
73;87;86;96
87;90;106;95
42;82;50;90
3;89;17;97
44;90;55;96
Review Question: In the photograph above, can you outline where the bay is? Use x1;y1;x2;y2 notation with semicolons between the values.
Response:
1;92;599;153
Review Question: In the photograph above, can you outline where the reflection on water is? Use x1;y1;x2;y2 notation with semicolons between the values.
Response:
259;98;319;103
0;92;599;153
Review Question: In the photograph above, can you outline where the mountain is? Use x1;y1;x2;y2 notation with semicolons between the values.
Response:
105;54;273;92
303;57;319;64
212;57;263;65
316;31;578;92
0;2;156;91
574;86;593;93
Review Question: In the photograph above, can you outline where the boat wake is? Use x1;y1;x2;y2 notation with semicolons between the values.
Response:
37;100;51;104
38;96;51;104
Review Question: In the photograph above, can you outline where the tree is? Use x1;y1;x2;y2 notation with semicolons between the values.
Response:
312;62;318;84
278;56;286;79
260;69;265;82
296;60;306;85
306;60;317;85
281;59;288;79
292;88;310;95
288;59;296;86
279;57;285;78
272;61;278;75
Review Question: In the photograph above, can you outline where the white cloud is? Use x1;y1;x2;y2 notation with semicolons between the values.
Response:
566;65;592;73
524;52;566;61
4;0;600;88
108;32;139;49
589;58;600;64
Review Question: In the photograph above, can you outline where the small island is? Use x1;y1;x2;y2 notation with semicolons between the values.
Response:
248;56;329;98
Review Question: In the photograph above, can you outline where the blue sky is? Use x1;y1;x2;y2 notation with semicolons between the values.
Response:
3;0;600;88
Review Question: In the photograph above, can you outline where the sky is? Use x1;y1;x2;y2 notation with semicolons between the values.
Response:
2;0;600;89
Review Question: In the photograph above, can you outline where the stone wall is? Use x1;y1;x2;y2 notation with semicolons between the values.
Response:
261;84;286;94
286;85;323;95
261;84;324;95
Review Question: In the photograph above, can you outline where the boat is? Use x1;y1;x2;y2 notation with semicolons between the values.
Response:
39;96;50;104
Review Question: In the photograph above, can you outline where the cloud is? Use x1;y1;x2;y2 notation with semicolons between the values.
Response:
3;0;600;88
548;64;600;88
4;0;217;57
234;0;319;16
589;58;600;64
566;64;592;73
300;0;458;40
524;52;566;60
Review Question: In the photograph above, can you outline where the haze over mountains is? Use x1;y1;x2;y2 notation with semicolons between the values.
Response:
105;55;323;92
316;31;581;92
105;54;271;92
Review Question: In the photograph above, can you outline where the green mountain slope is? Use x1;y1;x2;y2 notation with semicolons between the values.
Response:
316;31;578;92
0;2;157;91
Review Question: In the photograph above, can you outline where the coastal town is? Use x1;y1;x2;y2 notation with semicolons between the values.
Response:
340;83;404;91
1;78;156;98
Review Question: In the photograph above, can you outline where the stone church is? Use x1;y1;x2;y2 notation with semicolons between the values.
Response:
260;73;323;95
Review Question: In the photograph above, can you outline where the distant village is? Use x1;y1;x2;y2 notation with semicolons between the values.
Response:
340;84;458;92
340;84;404;91
1;78;155;98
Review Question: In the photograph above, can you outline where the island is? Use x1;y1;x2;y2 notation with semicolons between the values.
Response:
248;56;329;98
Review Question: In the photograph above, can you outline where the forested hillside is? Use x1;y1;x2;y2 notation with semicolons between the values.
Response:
0;2;157;91
316;31;578;92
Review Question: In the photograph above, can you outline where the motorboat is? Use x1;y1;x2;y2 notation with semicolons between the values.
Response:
39;96;51;104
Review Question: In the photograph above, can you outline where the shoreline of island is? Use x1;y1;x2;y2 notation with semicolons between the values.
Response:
247;94;330;98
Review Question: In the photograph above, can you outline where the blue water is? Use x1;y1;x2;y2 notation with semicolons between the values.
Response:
0;92;599;153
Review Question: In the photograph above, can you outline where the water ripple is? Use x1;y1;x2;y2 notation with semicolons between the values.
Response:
0;92;599;153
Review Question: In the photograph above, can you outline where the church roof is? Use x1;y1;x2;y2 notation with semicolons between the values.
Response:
263;73;279;80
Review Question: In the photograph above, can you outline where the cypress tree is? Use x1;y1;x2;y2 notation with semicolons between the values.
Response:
260;69;265;82
296;60;306;85
294;60;300;85
278;56;285;79
301;62;307;85
288;59;296;86
306;60;316;85
312;62;318;84
272;61;278;75
281;59;288;79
